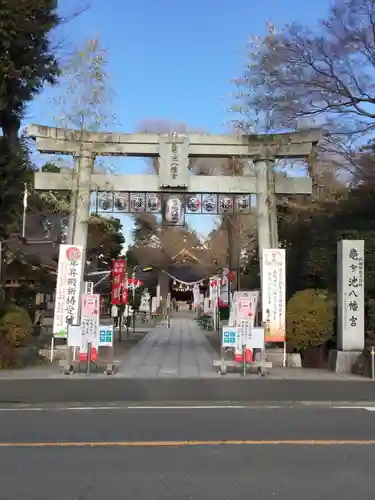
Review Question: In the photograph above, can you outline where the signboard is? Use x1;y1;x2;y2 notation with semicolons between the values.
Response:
68;324;114;348
111;258;126;305
337;240;365;351
261;249;286;342
222;326;237;348
99;325;114;347
53;245;84;338
80;294;100;361
67;325;81;347
229;291;259;327
236;320;250;348
243;325;265;349
237;297;254;321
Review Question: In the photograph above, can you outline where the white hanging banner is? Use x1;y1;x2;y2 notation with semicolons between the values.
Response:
261;249;286;342
151;296;158;313
193;283;201;307
156;285;161;307
53;245;84;338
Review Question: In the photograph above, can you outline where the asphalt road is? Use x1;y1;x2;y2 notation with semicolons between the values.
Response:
0;406;375;499
1;377;375;404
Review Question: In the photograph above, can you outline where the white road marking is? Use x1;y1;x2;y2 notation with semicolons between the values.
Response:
127;405;250;410
333;406;375;411
0;404;374;412
0;405;282;411
0;407;44;411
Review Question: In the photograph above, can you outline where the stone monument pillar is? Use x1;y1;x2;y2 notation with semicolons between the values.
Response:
331;239;365;373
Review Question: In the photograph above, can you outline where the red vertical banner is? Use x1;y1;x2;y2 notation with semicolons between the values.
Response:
122;270;129;305
111;259;126;305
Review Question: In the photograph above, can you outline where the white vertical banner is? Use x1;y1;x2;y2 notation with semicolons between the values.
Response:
53;245;84;338
151;296;157;313
193;283;200;308
219;268;230;306
261;249;286;342
337;240;365;351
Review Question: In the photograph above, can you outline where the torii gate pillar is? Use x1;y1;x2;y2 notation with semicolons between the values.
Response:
254;157;274;288
68;151;94;254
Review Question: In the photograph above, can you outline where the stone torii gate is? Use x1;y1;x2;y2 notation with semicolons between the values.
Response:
28;124;319;295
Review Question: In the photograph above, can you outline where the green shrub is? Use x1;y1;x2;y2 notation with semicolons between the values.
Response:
286;289;335;351
365;298;375;346
0;305;33;368
0;306;32;347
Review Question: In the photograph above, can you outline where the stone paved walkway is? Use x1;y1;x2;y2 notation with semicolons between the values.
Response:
118;315;217;378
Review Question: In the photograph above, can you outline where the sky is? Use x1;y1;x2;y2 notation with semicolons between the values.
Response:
26;0;331;247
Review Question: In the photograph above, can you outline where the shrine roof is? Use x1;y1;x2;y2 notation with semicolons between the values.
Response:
171;248;200;263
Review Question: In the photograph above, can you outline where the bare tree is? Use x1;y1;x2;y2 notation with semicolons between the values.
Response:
233;0;375;152
36;37;118;241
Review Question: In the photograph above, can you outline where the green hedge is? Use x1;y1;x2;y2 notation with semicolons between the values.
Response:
286;289;335;351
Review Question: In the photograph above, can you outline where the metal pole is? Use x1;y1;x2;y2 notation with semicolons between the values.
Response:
132;266;137;333
371;347;374;380
118;314;122;341
87;341;92;376
22;183;27;239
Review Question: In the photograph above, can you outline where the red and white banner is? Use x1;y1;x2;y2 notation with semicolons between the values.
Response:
80;293;100;362
53;245;84;338
111;259;127;305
